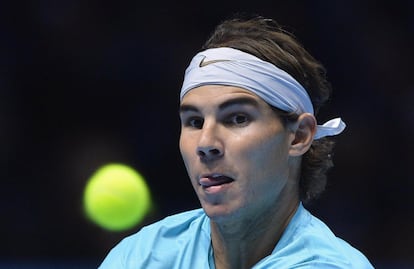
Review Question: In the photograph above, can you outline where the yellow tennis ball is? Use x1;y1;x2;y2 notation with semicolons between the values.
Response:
83;163;151;231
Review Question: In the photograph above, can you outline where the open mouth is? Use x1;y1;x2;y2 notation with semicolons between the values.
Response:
199;174;235;188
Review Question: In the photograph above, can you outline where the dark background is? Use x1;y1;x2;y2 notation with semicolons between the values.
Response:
1;0;413;268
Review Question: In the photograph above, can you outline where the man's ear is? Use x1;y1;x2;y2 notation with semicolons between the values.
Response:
289;113;317;157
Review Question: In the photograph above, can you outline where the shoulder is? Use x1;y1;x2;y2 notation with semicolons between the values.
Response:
99;208;210;269
140;208;207;235
260;204;374;269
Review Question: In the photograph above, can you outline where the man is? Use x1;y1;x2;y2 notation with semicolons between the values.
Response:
99;15;374;268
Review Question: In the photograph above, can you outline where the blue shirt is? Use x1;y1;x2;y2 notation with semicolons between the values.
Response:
99;204;374;268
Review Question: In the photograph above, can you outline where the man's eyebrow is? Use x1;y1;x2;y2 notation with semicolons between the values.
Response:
218;96;259;110
179;96;259;114
179;104;199;114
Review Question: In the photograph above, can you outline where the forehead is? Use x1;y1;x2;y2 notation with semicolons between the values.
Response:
180;85;265;107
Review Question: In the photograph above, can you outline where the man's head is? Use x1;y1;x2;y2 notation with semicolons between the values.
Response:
179;84;316;222
180;15;344;204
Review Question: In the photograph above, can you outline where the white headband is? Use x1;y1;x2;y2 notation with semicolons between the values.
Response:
180;47;345;139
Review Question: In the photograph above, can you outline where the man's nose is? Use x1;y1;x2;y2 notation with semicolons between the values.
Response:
196;124;224;160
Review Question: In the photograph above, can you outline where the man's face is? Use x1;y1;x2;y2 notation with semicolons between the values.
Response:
179;85;296;222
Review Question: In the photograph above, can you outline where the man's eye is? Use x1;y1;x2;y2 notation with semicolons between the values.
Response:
226;114;249;125
187;117;203;128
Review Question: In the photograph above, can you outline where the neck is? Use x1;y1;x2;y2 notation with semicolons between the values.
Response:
210;191;299;269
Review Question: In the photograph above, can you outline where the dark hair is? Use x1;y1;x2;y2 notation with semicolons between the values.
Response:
202;14;335;203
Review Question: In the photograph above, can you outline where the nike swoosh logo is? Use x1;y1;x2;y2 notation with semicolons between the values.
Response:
199;56;230;67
